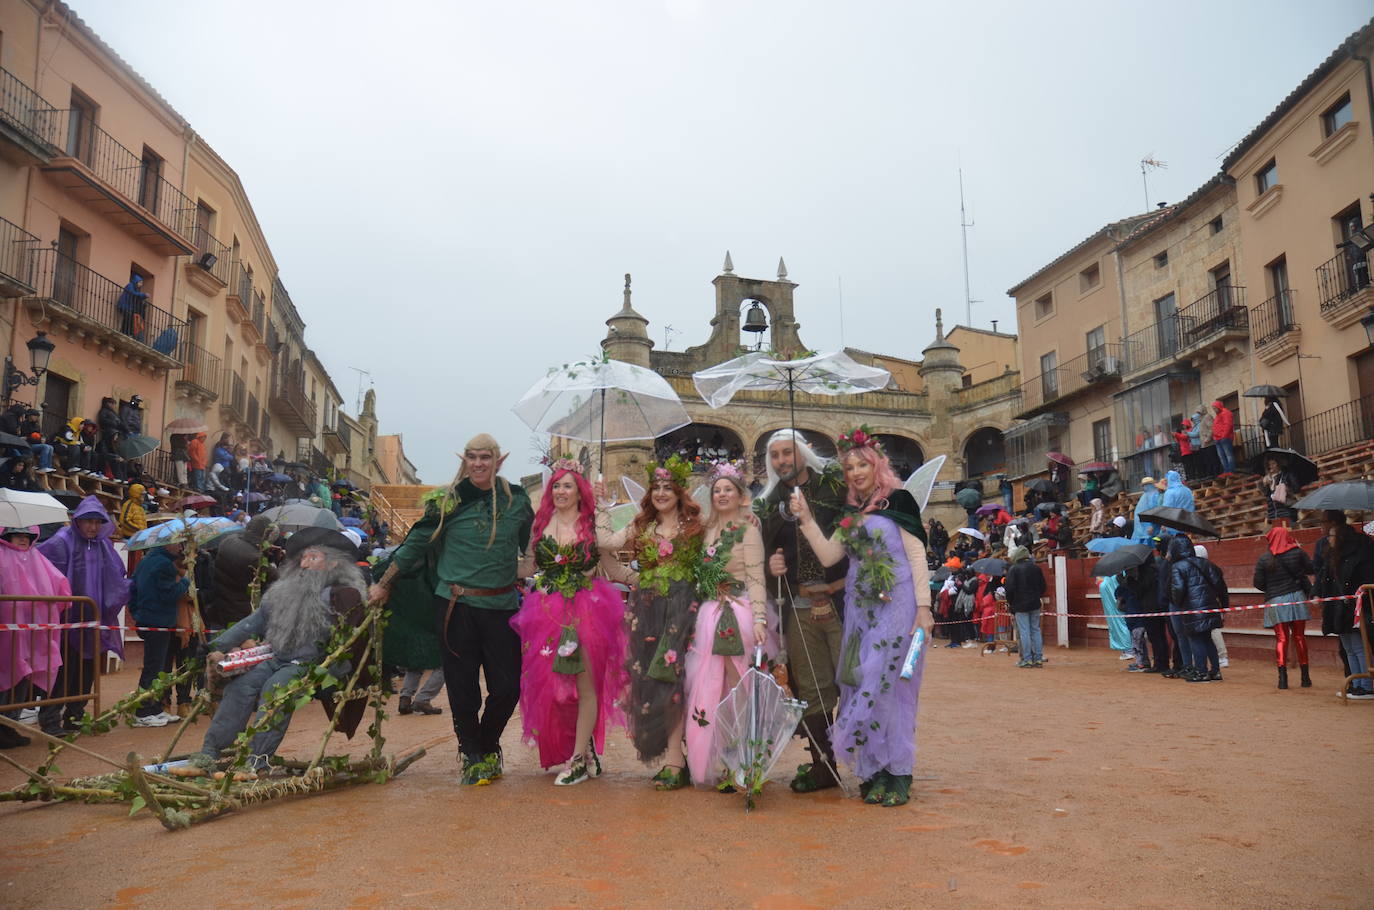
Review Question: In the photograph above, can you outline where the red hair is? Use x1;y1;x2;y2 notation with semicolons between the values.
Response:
630;477;703;541
843;447;901;513
531;468;597;552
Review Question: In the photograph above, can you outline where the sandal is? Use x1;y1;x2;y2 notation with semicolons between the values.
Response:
651;765;688;791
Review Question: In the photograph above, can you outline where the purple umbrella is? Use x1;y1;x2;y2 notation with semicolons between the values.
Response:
975;503;1003;516
244;491;268;503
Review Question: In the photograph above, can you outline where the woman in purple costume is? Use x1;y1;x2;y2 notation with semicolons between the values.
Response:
793;427;933;807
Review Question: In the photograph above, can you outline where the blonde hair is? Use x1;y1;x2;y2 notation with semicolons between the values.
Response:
429;434;511;547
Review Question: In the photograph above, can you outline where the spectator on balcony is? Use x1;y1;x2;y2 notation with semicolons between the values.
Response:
116;275;148;340
168;434;190;487
95;397;127;483
1258;396;1289;450
1210;401;1235;476
119;396;144;437
17;409;54;474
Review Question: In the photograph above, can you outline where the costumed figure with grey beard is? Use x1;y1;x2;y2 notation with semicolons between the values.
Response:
198;528;369;768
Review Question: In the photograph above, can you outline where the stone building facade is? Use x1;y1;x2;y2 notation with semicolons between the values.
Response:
596;259;1022;528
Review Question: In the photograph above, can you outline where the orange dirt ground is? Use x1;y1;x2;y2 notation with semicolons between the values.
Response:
1;644;1370;909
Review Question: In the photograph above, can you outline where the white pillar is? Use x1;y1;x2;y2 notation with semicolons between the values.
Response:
1054;554;1069;648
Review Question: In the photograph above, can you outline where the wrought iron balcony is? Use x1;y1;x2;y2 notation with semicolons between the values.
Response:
0;215;39;297
1015;344;1125;418
226;260;252;323
24;249;186;369
270;369;317;437
1315;249;1373;329
296;443;331;477
260;411;272;447
1122;288;1249;376
185;226;231;288
247;392;260;432
0;65;61;164
1250;289;1301;364
321;420;350;456
173;339;221;402
222;372;247;426
42;111;195;255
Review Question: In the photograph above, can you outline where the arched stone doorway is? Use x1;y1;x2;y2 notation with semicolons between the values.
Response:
963;426;1006;478
873;434;924;480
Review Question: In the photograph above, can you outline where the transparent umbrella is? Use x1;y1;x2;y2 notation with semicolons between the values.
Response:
0;489;70;527
712;650;807;812
514;355;691;476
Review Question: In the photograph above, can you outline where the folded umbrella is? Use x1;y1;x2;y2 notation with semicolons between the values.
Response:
712;654;808;811
1250;447;1318;489
1293;481;1374;512
1091;544;1154;576
1137;507;1221;539
0;489;70;527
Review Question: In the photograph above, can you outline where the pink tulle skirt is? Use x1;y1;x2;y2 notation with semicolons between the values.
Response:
510;578;629;768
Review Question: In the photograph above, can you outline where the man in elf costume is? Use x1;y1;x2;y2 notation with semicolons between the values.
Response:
755;429;848;792
370;435;533;785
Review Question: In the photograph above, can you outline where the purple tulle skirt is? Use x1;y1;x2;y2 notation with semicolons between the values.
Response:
510;578;629;768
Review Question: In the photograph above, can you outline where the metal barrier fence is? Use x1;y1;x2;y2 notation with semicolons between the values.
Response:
0;595;104;717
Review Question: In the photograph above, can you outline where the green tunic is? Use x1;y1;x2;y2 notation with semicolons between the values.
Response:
388;478;534;611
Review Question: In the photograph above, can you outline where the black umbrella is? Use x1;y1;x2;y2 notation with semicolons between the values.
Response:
1244;385;1287;398
971;557;1009;576
1137;507;1221;539
1293;481;1374;512
1250;447;1318;488
1025;478;1056;494
1091;544;1154;576
930;567;951;584
0;432;31;449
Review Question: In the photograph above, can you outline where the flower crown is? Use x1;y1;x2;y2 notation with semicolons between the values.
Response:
541;453;584;476
837;425;883;454
647;454;693;487
707;459;745;484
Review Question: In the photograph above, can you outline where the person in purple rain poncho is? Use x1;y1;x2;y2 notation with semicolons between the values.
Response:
37;495;131;737
792;426;934;808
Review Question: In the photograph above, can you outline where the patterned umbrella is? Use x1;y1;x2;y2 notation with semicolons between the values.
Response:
126;516;239;551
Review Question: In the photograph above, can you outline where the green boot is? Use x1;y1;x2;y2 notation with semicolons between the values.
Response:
881;774;912;807
862;771;890;805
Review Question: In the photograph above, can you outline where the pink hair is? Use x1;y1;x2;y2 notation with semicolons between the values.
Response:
531;467;597;552
843;446;901;513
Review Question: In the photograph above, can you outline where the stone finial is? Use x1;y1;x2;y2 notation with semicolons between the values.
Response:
722;251;734;274
777;257;788;281
622;273;632;310
935;307;944;339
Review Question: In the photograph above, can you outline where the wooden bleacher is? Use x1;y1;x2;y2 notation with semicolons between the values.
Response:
370;483;436;541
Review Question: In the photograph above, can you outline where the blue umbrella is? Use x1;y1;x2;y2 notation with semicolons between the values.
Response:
267;473;292;483
340;516;364;528
126;516;239;551
1086;537;1138;554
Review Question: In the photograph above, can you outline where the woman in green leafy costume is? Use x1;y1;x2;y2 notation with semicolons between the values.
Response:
682;461;770;787
597;455;703;790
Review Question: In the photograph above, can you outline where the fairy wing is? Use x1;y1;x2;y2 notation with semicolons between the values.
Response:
903;454;946;513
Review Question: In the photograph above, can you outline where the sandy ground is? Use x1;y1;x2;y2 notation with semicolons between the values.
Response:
1;643;1371;910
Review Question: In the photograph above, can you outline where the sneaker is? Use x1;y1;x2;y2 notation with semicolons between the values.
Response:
1207;672;1223;682
460;753;485;785
18;708;38;725
1119;652;1135;660
155;712;182;724
134;714;169;727
1219;658;1229;668
961;641;976;649
473;750;503;785
587;739;602;778
1343;691;1374;700
1031;659;1044;668
1127;664;1149;672
1016;659;1029;668
555;754;590;787
997;646;1009;653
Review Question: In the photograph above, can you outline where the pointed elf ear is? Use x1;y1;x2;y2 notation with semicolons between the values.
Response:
495;451;510;471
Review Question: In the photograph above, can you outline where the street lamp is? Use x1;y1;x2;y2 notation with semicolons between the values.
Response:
2;331;55;403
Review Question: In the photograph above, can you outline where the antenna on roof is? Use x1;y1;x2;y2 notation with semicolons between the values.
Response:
959;168;981;326
1141;155;1168;210
347;366;373;414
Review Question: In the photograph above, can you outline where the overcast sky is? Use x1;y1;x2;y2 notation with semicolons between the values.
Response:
75;1;1371;482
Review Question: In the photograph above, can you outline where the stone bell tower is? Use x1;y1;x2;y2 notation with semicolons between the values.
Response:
695;253;806;360
598;274;655;485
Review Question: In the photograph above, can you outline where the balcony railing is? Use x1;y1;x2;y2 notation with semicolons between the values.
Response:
247;392;260;432
1176;286;1248;348
26;249;185;363
223;373;247;424
296;443;331;477
260;411;271;446
0;214;39;296
270;369;318;435
1251;289;1299;348
1316;249;1372;312
174;339;221;399
1287;393;1374;458
47;110;195;246
954;371;1021;409
1017;344;1125;415
189;226;231;285
0;65;60;159
250;291;266;338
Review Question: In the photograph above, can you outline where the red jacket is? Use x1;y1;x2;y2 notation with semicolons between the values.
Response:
187;435;208;470
1173;430;1192;456
975;578;999;635
1210;403;1233;441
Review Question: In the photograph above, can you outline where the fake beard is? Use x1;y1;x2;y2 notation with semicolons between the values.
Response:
261;558;365;657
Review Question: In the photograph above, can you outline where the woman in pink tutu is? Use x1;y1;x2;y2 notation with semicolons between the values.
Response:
682;462;770;787
510;458;629;786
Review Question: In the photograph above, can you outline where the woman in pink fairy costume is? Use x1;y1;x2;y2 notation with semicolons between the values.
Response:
682;461;771;788
509;457;629;786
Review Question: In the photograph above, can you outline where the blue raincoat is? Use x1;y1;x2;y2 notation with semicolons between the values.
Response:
1131;484;1162;542
1159;471;1195;536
